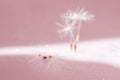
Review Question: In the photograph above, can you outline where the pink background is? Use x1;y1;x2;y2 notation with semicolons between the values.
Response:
0;0;120;47
0;56;120;80
0;0;120;80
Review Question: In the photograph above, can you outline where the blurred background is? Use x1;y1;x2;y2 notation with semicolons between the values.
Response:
0;1;120;80
0;0;120;47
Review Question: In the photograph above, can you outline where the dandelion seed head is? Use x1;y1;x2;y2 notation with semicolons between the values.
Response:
64;26;73;32
57;24;75;38
57;8;95;40
66;12;80;20
64;8;95;21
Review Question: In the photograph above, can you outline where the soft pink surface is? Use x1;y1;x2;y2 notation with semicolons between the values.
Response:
0;0;120;47
0;55;120;80
0;0;120;80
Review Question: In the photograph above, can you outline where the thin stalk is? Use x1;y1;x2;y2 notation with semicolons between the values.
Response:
74;20;82;52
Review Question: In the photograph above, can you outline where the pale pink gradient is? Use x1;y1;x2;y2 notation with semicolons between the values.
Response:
0;0;120;80
0;56;120;80
0;0;120;47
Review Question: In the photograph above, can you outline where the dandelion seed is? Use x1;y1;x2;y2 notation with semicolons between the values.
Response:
57;8;95;52
56;22;75;39
64;8;95;21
